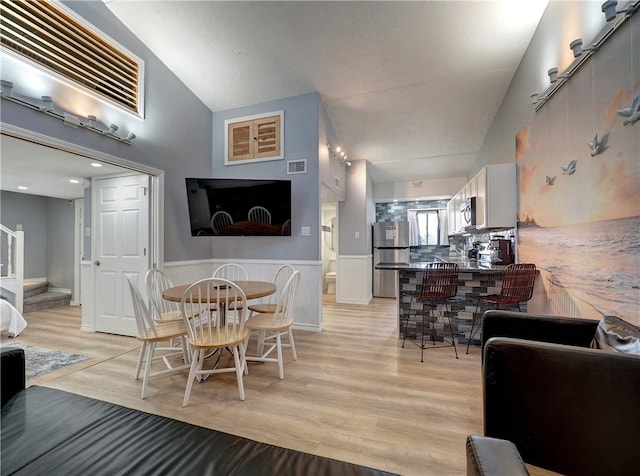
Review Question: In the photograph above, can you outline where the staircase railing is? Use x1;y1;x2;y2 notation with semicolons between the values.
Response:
0;224;24;313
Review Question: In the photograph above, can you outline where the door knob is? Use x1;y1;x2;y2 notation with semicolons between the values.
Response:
94;260;101;266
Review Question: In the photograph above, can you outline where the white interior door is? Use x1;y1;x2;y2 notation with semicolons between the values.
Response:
93;174;149;336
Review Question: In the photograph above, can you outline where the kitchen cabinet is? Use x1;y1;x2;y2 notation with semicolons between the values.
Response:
448;192;462;235
447;163;516;234
474;164;515;229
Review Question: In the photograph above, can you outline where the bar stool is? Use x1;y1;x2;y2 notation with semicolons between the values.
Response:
401;262;459;362
466;263;537;354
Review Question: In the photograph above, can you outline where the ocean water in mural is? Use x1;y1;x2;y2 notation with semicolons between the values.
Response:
519;216;640;320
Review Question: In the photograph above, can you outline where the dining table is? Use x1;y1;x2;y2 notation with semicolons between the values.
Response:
162;280;276;304
162;279;277;378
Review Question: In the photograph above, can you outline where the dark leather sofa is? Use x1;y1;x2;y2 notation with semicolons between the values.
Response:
466;310;640;476
1;347;395;476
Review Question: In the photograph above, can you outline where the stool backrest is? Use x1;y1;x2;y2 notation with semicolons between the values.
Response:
420;262;459;301
499;263;537;304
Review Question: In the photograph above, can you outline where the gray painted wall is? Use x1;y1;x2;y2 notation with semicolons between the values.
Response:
471;1;610;177
46;198;75;289
211;93;321;261
338;160;374;255
0;1;213;263
0;191;74;289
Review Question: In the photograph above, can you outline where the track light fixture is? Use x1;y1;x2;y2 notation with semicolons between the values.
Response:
602;0;639;22
547;67;569;84
569;38;597;58
327;142;351;166
0;80;135;144
531;1;638;111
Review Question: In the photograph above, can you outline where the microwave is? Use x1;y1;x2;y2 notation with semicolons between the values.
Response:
460;197;476;226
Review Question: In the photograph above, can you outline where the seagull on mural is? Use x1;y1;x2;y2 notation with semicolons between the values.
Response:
616;93;640;126
561;159;577;175
589;133;602;156
545;175;556;186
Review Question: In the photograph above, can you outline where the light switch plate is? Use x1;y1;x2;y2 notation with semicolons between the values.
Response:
301;226;311;236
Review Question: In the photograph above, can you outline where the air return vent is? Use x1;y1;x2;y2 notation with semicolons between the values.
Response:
287;159;307;174
0;0;143;114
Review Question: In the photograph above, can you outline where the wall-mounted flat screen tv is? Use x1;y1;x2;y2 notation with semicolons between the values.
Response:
186;178;291;236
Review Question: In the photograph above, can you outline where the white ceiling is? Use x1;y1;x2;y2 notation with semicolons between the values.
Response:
106;0;548;183
0;1;548;200
0;134;130;200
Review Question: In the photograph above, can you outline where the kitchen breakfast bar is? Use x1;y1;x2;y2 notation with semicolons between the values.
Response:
376;259;521;347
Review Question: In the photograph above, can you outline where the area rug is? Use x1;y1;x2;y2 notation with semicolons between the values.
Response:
1;343;90;379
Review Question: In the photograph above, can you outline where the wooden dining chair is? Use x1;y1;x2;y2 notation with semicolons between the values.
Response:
248;206;271;225
244;271;299;379
127;276;190;399
180;278;249;405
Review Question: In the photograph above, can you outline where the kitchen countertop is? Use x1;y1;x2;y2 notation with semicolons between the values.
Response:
375;257;507;272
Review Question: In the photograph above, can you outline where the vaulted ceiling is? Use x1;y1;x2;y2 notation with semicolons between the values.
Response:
1;1;548;200
106;1;548;184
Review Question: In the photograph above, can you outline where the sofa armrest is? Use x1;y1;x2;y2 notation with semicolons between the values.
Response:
1;347;26;407
481;310;598;352
483;337;640;476
466;435;529;476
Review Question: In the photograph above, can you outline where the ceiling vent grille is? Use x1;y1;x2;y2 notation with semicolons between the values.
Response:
287;159;307;174
0;0;142;114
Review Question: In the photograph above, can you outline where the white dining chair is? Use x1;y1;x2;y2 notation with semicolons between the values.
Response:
248;206;271;225
244;271;299;379
181;278;249;405
127;276;190;399
248;264;296;316
212;263;249;281
210;211;233;234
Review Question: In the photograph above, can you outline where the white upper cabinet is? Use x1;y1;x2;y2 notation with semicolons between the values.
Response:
447;163;516;234
475;164;516;229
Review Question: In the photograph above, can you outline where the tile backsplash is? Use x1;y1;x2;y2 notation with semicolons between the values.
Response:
375;200;514;262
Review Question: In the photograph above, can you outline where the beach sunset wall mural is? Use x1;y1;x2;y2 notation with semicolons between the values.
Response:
516;14;639;326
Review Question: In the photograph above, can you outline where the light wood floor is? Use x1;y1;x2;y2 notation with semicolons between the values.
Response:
3;297;501;475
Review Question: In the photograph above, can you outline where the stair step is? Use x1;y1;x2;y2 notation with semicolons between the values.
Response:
24;291;72;313
24;281;49;299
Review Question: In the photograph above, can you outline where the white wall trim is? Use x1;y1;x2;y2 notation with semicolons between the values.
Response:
164;258;324;332
80;260;94;332
336;254;372;305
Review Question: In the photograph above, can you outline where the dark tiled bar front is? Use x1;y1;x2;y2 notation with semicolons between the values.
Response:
386;262;523;347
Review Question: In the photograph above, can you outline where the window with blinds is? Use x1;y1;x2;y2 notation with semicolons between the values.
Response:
0;0;143;115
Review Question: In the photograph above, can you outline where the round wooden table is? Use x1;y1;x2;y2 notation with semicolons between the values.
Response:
162;280;276;303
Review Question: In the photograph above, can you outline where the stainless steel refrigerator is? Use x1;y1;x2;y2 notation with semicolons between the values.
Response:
373;221;410;298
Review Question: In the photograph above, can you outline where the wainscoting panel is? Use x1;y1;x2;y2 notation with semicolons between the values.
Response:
337;254;372;305
164;259;324;332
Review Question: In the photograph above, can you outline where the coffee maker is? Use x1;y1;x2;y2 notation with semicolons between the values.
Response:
489;238;513;265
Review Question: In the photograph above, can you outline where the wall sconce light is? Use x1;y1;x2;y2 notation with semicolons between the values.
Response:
0;80;135;144
602;0;638;22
